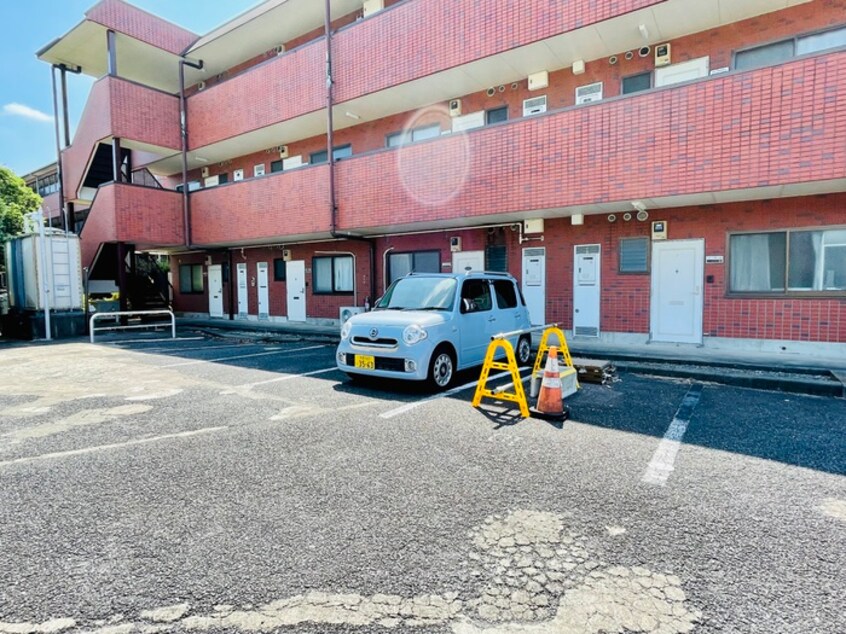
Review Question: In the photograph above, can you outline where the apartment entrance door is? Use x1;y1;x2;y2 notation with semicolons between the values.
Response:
521;247;546;326
650;239;704;344
286;260;306;322
257;262;269;319
573;244;601;337
236;262;249;317
208;265;224;318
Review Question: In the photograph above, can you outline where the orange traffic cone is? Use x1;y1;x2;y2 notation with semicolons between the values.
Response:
530;345;568;421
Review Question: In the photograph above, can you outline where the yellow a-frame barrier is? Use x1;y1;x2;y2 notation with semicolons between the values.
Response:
471;338;530;418
532;325;577;378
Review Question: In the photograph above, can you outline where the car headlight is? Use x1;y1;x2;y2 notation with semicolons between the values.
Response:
340;320;352;340
402;324;428;345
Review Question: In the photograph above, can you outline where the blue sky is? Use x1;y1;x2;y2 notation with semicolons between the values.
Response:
0;0;259;177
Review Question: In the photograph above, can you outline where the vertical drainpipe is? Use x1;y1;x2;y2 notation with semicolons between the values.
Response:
323;0;377;305
50;65;68;232
60;65;77;231
179;57;203;248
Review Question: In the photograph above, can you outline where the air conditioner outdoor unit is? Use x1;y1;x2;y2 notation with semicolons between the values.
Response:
575;82;603;104
522;95;547;116
340;306;365;323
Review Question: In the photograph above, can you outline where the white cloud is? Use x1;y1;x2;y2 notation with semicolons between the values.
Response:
3;103;53;123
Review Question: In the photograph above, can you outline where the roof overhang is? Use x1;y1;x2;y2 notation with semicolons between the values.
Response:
182;0;364;86
37;20;185;93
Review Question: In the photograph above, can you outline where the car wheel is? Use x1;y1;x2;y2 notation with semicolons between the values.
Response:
428;346;455;390
516;335;532;366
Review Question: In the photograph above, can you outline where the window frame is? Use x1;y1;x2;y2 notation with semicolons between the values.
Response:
385;123;441;148
387;249;442;285
727;225;846;298
273;258;287;282
179;264;204;294
618;237;651;274
485;106;509;126
310;144;352;165
621;71;652;95
732;23;846;71
311;255;354;295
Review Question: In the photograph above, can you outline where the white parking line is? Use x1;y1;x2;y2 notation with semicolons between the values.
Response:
641;384;703;486
134;342;259;354
101;336;205;345
159;345;326;368
226;367;339;391
0;427;228;468
379;370;526;419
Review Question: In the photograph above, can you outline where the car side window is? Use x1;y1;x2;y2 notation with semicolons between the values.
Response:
493;280;518;309
461;279;492;313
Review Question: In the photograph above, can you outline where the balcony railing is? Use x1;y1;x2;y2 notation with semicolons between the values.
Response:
186;51;846;244
80;183;183;268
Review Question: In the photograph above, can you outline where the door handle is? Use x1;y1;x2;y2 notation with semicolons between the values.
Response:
487;316;496;322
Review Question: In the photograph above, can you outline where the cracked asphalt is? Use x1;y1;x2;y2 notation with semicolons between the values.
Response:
0;333;844;633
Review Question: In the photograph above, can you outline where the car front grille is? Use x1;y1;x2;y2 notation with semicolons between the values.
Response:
351;336;398;347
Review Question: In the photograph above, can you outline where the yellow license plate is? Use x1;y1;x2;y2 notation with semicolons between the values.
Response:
354;355;375;370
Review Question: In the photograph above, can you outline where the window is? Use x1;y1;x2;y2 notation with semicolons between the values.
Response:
485;106;508;125
461;279;492;312
493;279;518;309
735;40;794;70
485;245;507;272
179;264;204;294
735;25;846;70
619;237;650;273
622;72;651;95
388;250;441;284
273;258;287;281
310;144;352;165
270;159;284;173
218;173;229;184
729;228;846;294
176;180;201;193
313;255;353;294
386;123;441;148
33;173;59;197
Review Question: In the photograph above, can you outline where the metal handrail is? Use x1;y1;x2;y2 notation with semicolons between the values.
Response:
491;323;561;341
90;309;175;343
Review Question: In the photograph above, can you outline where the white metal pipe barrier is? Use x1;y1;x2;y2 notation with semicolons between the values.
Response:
89;309;176;343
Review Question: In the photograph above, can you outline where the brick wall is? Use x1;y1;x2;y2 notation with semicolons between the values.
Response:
190;166;332;246
79;183;183;269
335;51;846;231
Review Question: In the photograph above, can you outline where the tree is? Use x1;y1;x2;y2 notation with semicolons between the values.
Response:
0;166;42;269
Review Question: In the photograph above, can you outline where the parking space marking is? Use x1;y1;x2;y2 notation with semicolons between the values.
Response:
159;344;326;368
379;370;527;419
98;336;205;345
129;342;260;355
0;426;228;468
641;383;703;486
225;367;339;392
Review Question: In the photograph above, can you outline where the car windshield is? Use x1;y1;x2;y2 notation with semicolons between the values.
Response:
376;277;457;311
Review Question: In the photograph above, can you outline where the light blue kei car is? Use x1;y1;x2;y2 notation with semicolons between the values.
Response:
336;271;533;389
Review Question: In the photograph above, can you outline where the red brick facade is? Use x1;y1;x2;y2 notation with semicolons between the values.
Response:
49;0;846;351
86;0;197;55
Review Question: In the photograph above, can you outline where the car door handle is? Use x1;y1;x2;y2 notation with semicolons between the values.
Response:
488;316;496;322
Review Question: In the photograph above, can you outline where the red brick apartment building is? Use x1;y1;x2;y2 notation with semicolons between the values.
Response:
36;0;846;357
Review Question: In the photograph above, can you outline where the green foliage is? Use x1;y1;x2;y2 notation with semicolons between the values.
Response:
0;166;42;244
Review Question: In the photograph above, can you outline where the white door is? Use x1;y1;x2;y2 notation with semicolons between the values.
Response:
452;250;485;274
257;262;269;319
208;265;224;318
655;56;710;87
286;260;306;322
651;239;704;344
522;247;546;326
573;244;601;337
236;262;248;317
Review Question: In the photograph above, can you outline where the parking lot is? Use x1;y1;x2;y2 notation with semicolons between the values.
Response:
1;333;844;634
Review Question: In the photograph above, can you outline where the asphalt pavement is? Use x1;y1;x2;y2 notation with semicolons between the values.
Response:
0;333;844;634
